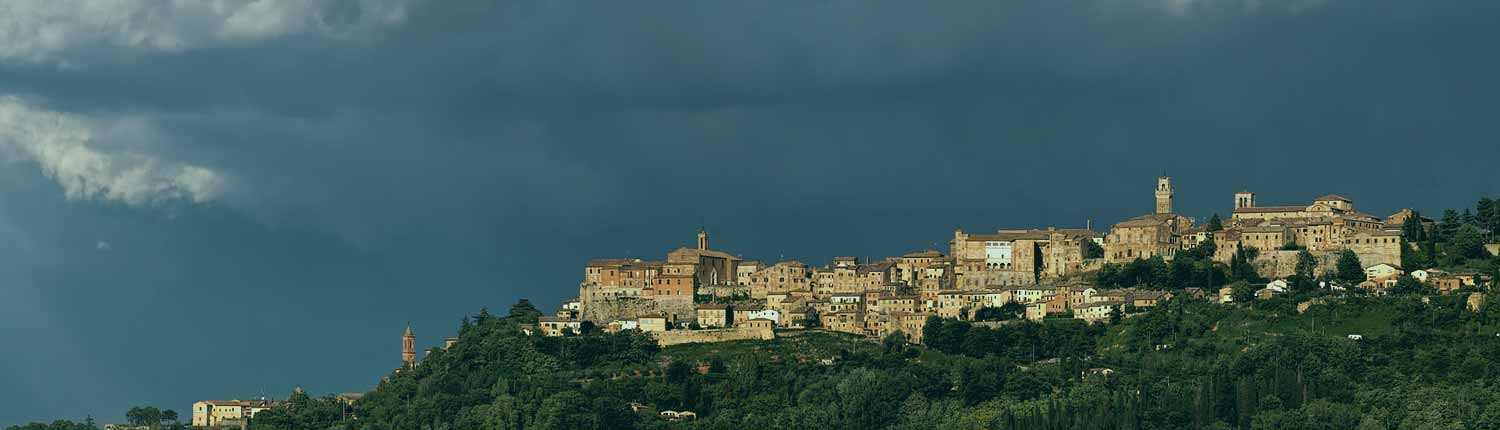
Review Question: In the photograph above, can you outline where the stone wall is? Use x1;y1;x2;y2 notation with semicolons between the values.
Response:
696;284;749;299
655;325;775;346
1253;250;1340;279
581;296;696;324
957;270;1035;289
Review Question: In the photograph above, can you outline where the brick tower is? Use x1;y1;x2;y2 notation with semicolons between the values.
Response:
401;326;416;369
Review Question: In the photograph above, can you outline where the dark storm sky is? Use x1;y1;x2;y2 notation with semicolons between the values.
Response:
2;0;1498;424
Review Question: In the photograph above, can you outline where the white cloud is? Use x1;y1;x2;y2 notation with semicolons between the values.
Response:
95;241;111;251
0;0;409;63
0;96;227;206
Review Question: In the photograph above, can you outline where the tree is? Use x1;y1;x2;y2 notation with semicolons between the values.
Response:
126;407;144;426
1440;209;1462;240
883;331;907;353
1230;247;1263;283
126;407;162;428
973;302;1025;321
1334;250;1364;285
1401;211;1427;242
1209;213;1224;232
1084;239;1105;259
534;391;597;430
1290;248;1314;293
1478;197;1498;240
1230;281;1256;303
1389;275;1430;296
1449;224;1488;260
508;299;542;323
161;410;178;425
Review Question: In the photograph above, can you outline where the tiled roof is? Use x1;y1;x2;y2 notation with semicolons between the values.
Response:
587;258;637;267
1315;194;1353;202
1114;213;1187;227
1232;205;1308;214
901;249;945;258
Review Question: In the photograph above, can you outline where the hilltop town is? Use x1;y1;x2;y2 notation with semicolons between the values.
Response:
102;177;1498;430
520;176;1492;347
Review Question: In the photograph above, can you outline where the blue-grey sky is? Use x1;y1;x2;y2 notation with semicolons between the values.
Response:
2;0;1498;424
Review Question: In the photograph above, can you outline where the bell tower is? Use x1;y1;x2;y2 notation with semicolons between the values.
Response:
1234;191;1256;209
1154;176;1174;215
697;228;709;250
401;326;416;369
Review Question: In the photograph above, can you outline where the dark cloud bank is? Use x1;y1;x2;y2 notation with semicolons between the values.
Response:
1;0;1498;424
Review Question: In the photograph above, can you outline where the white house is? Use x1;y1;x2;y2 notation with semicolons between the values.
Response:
747;309;781;325
1266;279;1289;292
1364;263;1403;281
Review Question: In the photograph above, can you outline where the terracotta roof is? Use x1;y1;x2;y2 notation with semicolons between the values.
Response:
1114;213;1188;228
901;249;945;258
1079;300;1124;308
587;258;637;267
1315;194;1353;202
1232;205;1308;214
669;247;743;261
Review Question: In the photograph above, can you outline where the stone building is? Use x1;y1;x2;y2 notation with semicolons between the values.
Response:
1105;176;1194;263
192;400;282;427
749;261;813;298
1343;229;1403;268
896;250;944;283
578;229;743;323
736;261;764;286
1105;214;1193;263
1227;193;1384;247
950;227;1098;287
696;304;731;328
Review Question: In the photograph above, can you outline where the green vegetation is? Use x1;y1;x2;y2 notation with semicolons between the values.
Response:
1095;239;1236;290
124;407;180;429
7;406;181;430
972;302;1026;321
1401;200;1500;276
233;294;1500;430
5;418;96;430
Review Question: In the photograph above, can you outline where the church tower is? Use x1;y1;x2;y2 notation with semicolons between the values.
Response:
1234;191;1256;209
1154;176;1174;214
697;228;709;250
401;326;416;369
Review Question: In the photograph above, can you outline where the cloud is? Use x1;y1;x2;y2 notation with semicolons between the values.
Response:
0;96;226;206
0;0;410;64
95;241;110;251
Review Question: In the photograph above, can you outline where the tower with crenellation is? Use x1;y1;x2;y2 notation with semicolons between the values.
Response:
1154;176;1174;215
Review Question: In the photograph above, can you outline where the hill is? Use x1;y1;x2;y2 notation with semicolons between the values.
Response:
244;295;1500;430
